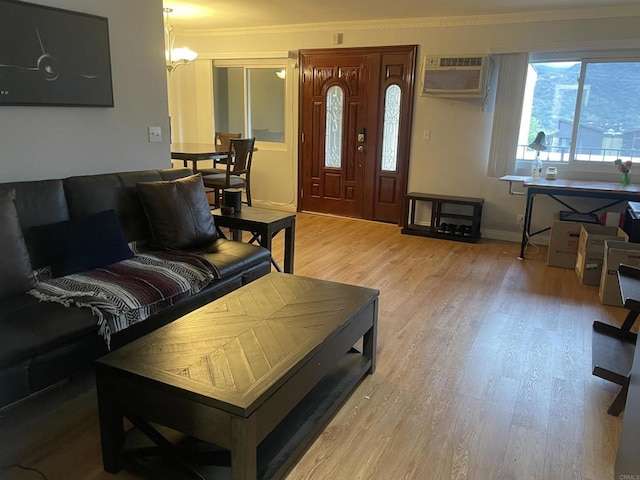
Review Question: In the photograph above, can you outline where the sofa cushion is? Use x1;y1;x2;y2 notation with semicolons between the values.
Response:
30;210;134;277
64;171;163;243
0;294;100;368
0;179;71;269
137;173;216;249
0;179;69;230
193;237;273;279
0;189;36;298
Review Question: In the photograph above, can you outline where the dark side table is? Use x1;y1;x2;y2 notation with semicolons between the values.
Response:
212;206;296;273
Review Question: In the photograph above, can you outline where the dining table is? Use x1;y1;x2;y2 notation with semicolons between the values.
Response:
170;143;231;173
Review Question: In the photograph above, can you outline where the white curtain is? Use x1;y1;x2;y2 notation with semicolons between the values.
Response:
486;53;529;177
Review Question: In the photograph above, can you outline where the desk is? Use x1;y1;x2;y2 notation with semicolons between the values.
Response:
212;207;296;274
170;143;230;173
512;178;640;259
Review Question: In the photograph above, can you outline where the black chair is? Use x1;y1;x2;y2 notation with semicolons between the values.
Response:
197;132;242;176
214;132;242;168
202;137;255;208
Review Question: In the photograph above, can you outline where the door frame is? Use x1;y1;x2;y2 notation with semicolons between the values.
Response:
297;45;417;224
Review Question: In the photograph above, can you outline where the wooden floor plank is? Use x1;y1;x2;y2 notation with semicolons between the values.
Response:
0;212;625;480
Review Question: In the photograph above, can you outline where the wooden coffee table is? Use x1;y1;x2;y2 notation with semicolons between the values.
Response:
95;272;378;480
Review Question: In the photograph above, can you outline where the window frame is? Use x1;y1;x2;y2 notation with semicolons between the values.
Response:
512;49;640;177
212;58;289;149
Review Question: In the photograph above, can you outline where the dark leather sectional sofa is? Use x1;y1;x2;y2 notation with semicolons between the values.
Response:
0;168;272;409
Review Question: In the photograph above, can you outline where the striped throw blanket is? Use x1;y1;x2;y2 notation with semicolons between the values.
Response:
29;250;220;349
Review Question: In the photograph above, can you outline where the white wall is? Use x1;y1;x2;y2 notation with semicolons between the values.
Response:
0;0;171;183
170;8;640;240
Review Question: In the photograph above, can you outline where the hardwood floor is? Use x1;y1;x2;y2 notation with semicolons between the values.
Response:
0;213;625;479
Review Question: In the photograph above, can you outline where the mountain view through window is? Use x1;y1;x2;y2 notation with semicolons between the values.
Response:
517;60;640;163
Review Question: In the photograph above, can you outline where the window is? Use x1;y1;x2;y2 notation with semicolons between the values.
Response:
213;63;286;144
515;53;640;171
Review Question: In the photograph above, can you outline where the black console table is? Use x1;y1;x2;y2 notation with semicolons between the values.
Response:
401;192;484;243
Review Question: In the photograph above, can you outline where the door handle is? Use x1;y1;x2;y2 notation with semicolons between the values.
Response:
357;145;364;152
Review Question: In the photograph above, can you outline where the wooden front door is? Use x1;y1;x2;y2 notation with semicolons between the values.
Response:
298;46;417;224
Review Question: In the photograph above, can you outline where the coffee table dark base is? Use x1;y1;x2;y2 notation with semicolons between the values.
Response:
107;351;369;480
96;273;378;480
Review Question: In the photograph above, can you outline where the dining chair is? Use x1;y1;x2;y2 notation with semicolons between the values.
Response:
196;132;242;176
202;137;255;208
213;132;242;167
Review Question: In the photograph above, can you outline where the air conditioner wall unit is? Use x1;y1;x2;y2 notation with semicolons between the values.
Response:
420;55;492;98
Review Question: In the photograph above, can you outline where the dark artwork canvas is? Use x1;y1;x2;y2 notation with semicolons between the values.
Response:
0;0;113;107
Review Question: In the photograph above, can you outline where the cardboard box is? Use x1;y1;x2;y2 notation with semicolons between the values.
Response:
547;221;582;268
576;249;606;285
599;241;640;306
577;224;628;256
575;224;628;285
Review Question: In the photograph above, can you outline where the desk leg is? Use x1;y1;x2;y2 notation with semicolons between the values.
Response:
519;192;535;260
284;220;295;274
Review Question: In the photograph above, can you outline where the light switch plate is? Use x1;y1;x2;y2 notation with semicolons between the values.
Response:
148;126;162;143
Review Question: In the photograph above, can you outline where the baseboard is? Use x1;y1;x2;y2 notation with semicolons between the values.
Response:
407;221;551;246
251;200;297;213
242;210;551;245
481;228;550;246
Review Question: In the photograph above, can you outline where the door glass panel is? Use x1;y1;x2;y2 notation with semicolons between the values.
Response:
381;84;401;171
325;85;344;168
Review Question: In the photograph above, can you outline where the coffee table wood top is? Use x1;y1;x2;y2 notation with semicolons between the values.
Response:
96;273;378;417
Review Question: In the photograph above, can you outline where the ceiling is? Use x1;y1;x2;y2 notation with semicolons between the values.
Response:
163;0;640;31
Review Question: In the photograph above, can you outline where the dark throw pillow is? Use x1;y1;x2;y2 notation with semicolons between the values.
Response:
31;210;134;278
0;189;36;297
136;173;216;249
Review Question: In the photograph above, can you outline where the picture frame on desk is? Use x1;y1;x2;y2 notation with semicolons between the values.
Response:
0;0;113;107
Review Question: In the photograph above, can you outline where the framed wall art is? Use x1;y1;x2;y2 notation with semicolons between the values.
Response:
0;0;113;107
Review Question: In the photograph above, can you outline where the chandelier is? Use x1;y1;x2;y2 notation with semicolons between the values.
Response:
163;7;198;73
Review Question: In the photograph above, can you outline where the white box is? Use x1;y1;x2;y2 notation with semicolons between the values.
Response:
547;221;581;269
599;240;640;306
575;224;628;285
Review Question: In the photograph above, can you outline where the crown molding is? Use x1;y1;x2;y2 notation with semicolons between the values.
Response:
184;5;640;37
198;51;292;60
